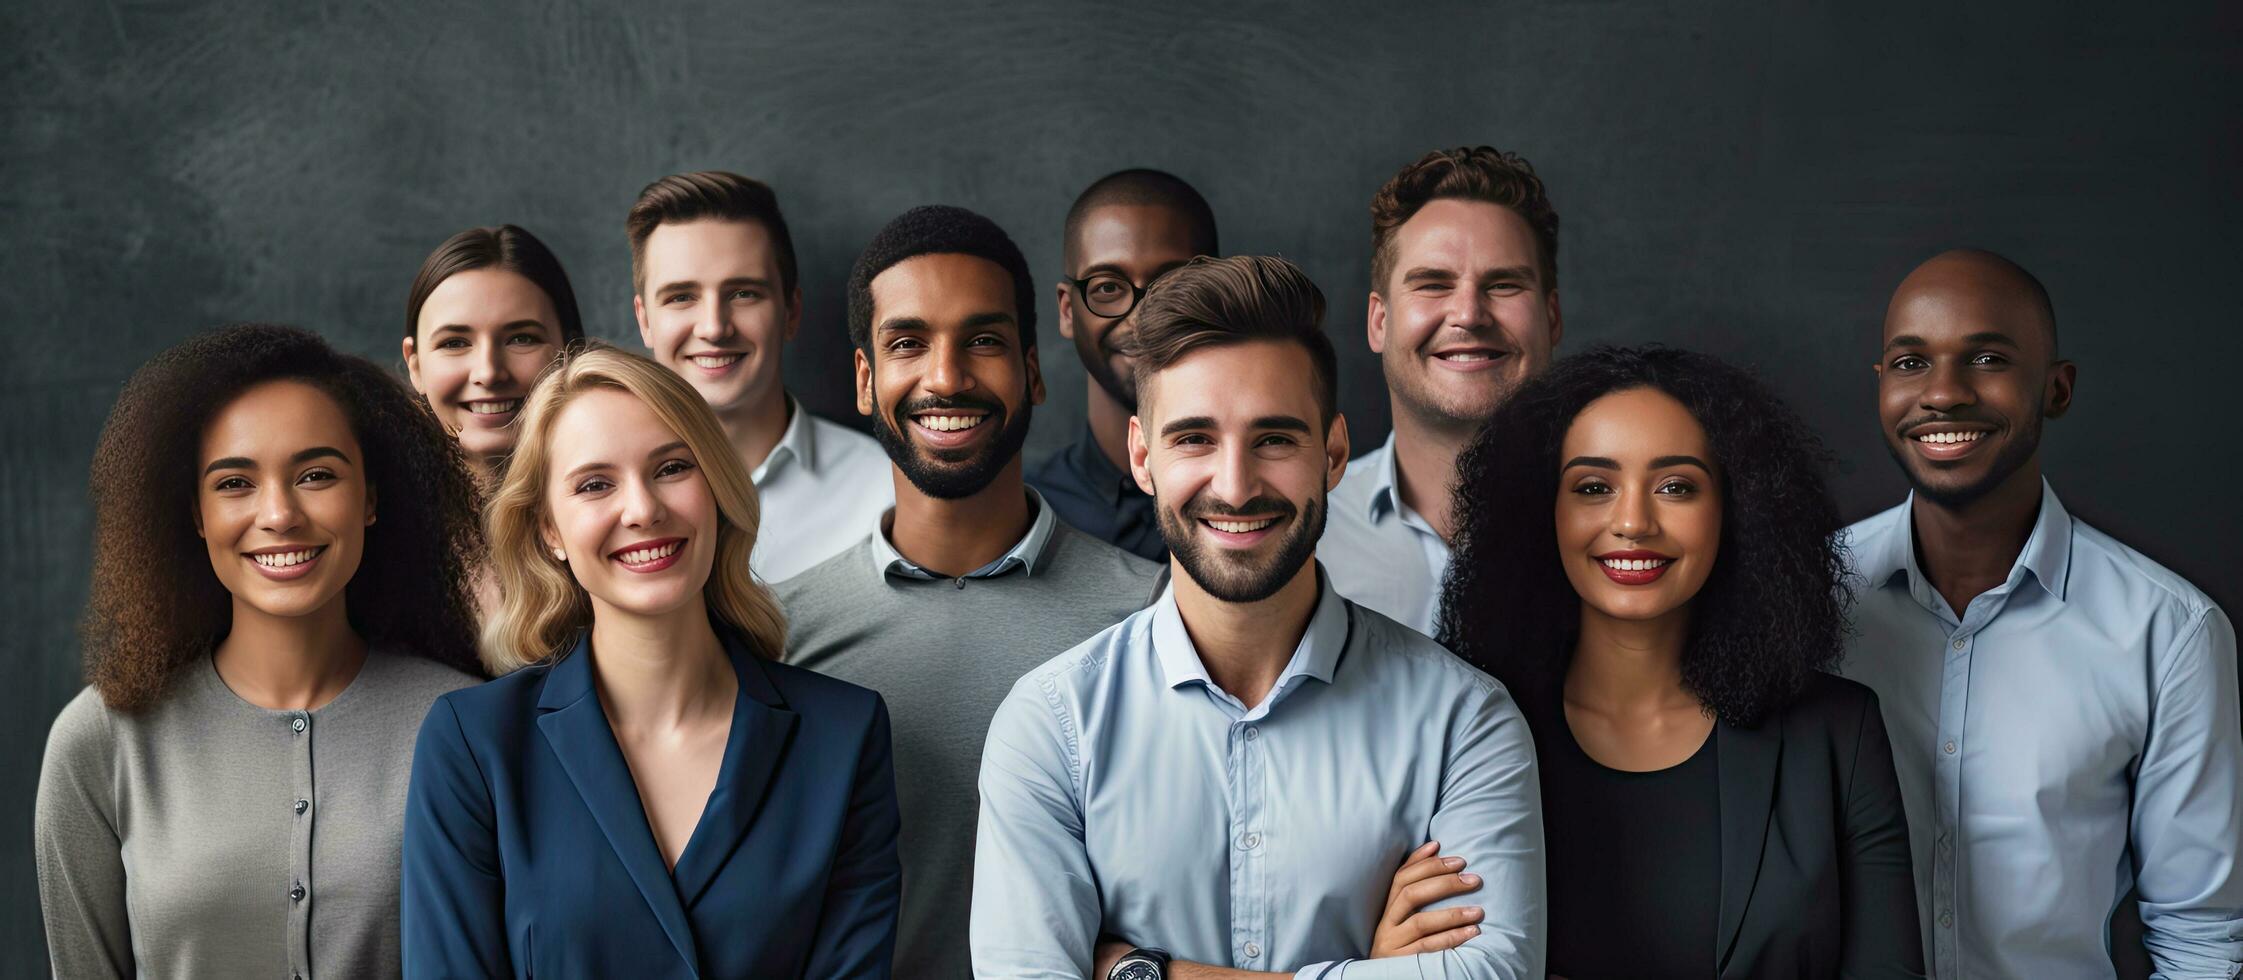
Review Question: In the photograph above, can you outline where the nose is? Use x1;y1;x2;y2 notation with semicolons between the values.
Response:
1209;440;1258;510
692;294;733;344
257;481;304;536
1446;280;1496;331
920;337;976;398
618;475;667;530
1918;359;1975;412
468;338;511;389
1609;485;1658;542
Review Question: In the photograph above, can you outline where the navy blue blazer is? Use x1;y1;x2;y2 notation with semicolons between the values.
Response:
400;628;900;979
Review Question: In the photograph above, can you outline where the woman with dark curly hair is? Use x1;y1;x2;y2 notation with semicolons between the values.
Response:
1437;345;1922;979
36;323;486;978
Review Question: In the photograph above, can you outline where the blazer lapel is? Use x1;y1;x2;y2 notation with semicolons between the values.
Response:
674;634;800;906
535;635;702;976
1714;711;1783;975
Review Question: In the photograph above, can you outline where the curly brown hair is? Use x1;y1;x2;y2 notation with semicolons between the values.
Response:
82;323;487;712
1369;146;1560;293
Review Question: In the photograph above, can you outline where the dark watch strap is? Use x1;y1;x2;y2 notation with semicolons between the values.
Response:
1109;945;1172;980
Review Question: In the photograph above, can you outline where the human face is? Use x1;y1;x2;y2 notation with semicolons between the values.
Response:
540;388;719;623
196;380;375;622
404;268;564;462
856;252;1043;500
635;220;800;417
1369;198;1562;429
1131;339;1348;604
1876;264;2071;509
1555;387;1721;625
1057;204;1202;411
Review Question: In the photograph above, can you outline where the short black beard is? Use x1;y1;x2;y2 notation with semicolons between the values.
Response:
871;392;1034;501
1157;491;1324;604
1888;414;2041;511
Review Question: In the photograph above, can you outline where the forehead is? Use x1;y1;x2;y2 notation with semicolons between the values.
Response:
419;268;555;326
546;387;681;467
869;252;1018;327
1562;387;1708;459
1389;198;1539;270
202;379;358;458
1071;204;1201;273
641;219;779;282
1884;279;2051;354
1144;339;1320;425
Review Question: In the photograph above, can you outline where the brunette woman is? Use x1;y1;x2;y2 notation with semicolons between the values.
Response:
1439;345;1922;979
37;324;486;978
402;224;585;484
400;344;899;977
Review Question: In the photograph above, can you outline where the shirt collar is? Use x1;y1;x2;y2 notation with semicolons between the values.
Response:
751;395;816;486
1362;433;1403;523
1868;477;2074;603
1151;564;1350;694
868;485;1059;580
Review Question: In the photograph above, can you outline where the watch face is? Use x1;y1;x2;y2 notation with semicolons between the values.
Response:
1113;960;1162;980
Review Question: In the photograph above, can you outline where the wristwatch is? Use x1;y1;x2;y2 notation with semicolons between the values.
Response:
1109;945;1171;980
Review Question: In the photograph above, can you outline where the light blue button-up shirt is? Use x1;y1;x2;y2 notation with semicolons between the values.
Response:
971;567;1545;979
868;486;1059;581
1323;434;1451;636
1839;481;2242;979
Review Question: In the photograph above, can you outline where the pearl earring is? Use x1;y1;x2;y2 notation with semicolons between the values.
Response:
552;548;567;562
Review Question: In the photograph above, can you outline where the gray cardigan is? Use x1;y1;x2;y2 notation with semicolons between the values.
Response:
35;650;475;979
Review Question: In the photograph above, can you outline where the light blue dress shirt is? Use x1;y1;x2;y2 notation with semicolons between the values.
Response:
869;486;1058;581
1839;481;2242;979
971;567;1545;979
1323;434;1451;636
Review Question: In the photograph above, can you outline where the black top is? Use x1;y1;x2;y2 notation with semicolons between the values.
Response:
1026;423;1166;562
1535;692;1721;980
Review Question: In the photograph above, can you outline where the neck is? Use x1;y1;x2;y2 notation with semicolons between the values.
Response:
1085;385;1134;473
716;386;793;475
211;595;368;711
1387;401;1476;541
587;597;735;730
887;459;1034;578
1171;561;1321;710
1909;461;2044;612
1566;602;1694;715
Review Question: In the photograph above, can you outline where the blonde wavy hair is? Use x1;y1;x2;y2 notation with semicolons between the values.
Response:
481;342;786;673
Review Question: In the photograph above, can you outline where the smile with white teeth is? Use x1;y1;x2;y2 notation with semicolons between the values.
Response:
617;541;683;564
1206;518;1277;534
465;399;520;415
1915;430;1986;444
250;547;324;568
1599;557;1671;571
916;414;987;432
1436;351;1502;362
689;353;743;369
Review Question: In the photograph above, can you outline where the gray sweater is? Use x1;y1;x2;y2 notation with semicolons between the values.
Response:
35;650;476;979
779;522;1163;978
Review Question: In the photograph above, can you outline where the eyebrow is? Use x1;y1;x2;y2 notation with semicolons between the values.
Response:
1080;260;1189;281
653;276;775;296
1651;454;1711;471
202;446;352;476
1159;415;1312;437
1400;264;1540;285
1883;330;2021;354
1561;455;1619;472
875;311;1018;335
430;319;548;334
561;441;691;482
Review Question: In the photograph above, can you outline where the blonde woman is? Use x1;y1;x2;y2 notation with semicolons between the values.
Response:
399;344;900;978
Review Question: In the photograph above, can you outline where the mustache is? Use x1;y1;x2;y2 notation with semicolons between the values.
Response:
1896;409;2001;433
894;393;1006;419
1182;494;1298;522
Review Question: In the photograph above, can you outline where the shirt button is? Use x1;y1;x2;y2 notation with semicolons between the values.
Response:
294;799;309;815
1243;727;1259;741
1944;740;1957;754
1938;911;1953;928
1244;942;1261;959
1952;638;1967;650
290;715;307;734
289;883;306;902
1239;833;1261;850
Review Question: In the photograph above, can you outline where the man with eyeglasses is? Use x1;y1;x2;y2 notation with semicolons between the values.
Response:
1027;168;1220;561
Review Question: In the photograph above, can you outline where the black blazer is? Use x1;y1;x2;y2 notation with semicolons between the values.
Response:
1536;671;1924;979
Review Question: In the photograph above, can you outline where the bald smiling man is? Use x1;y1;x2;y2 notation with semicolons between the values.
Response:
1838;250;2242;979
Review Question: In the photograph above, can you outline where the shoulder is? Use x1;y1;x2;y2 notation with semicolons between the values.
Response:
1349;602;1503;698
1325;445;1388;523
1834;500;1911;577
807;414;889;476
2067;517;2220;625
364;650;481;704
756;657;885;719
43;686;118;771
774;535;878;600
1005;606;1155;713
424;660;556;737
1784;670;1881;722
1047;523;1162;590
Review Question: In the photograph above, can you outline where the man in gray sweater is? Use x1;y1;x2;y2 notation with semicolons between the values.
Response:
777;205;1162;978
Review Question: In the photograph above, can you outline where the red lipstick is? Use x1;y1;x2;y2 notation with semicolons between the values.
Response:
1593;549;1675;586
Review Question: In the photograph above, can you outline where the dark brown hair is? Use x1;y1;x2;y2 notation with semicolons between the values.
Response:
1128;255;1337;423
626;171;799;297
404;224;585;342
83;323;487;712
1369;146;1560;294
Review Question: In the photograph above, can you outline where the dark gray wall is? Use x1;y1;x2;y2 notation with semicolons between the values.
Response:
5;0;2235;974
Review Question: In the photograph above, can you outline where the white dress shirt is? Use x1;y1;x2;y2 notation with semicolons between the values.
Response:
751;398;894;584
1323;434;1450;636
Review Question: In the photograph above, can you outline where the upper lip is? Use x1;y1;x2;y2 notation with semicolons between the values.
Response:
1594;549;1674;560
913;409;988;418
607;537;685;560
684;350;744;358
1431;345;1511;358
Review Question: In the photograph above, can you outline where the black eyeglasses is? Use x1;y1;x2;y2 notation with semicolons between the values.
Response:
1065;270;1172;320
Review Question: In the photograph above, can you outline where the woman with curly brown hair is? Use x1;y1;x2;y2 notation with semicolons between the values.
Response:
36;323;487;978
1438;345;1923;979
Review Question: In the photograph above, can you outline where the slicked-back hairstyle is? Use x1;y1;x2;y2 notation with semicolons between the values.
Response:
626;171;800;298
405;224;585;343
481;342;789;673
82;323;486;712
1062;168;1219;267
846;204;1036;353
1437;344;1847;727
1128;255;1337;425
1369;146;1560;294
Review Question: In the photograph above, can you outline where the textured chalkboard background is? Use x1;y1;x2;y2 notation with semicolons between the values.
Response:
4;0;2236;974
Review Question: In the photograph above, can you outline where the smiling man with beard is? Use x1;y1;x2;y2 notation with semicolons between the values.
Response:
972;256;1544;980
1838;249;2241;978
777;205;1162;978
1323;147;1563;635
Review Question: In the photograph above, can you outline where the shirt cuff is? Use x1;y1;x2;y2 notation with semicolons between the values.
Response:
1294;961;1352;980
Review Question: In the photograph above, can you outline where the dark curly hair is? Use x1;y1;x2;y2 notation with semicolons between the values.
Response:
1436;345;1847;726
847;204;1036;353
82;323;487;712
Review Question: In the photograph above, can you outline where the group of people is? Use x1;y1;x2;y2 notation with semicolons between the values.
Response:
31;146;2240;980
